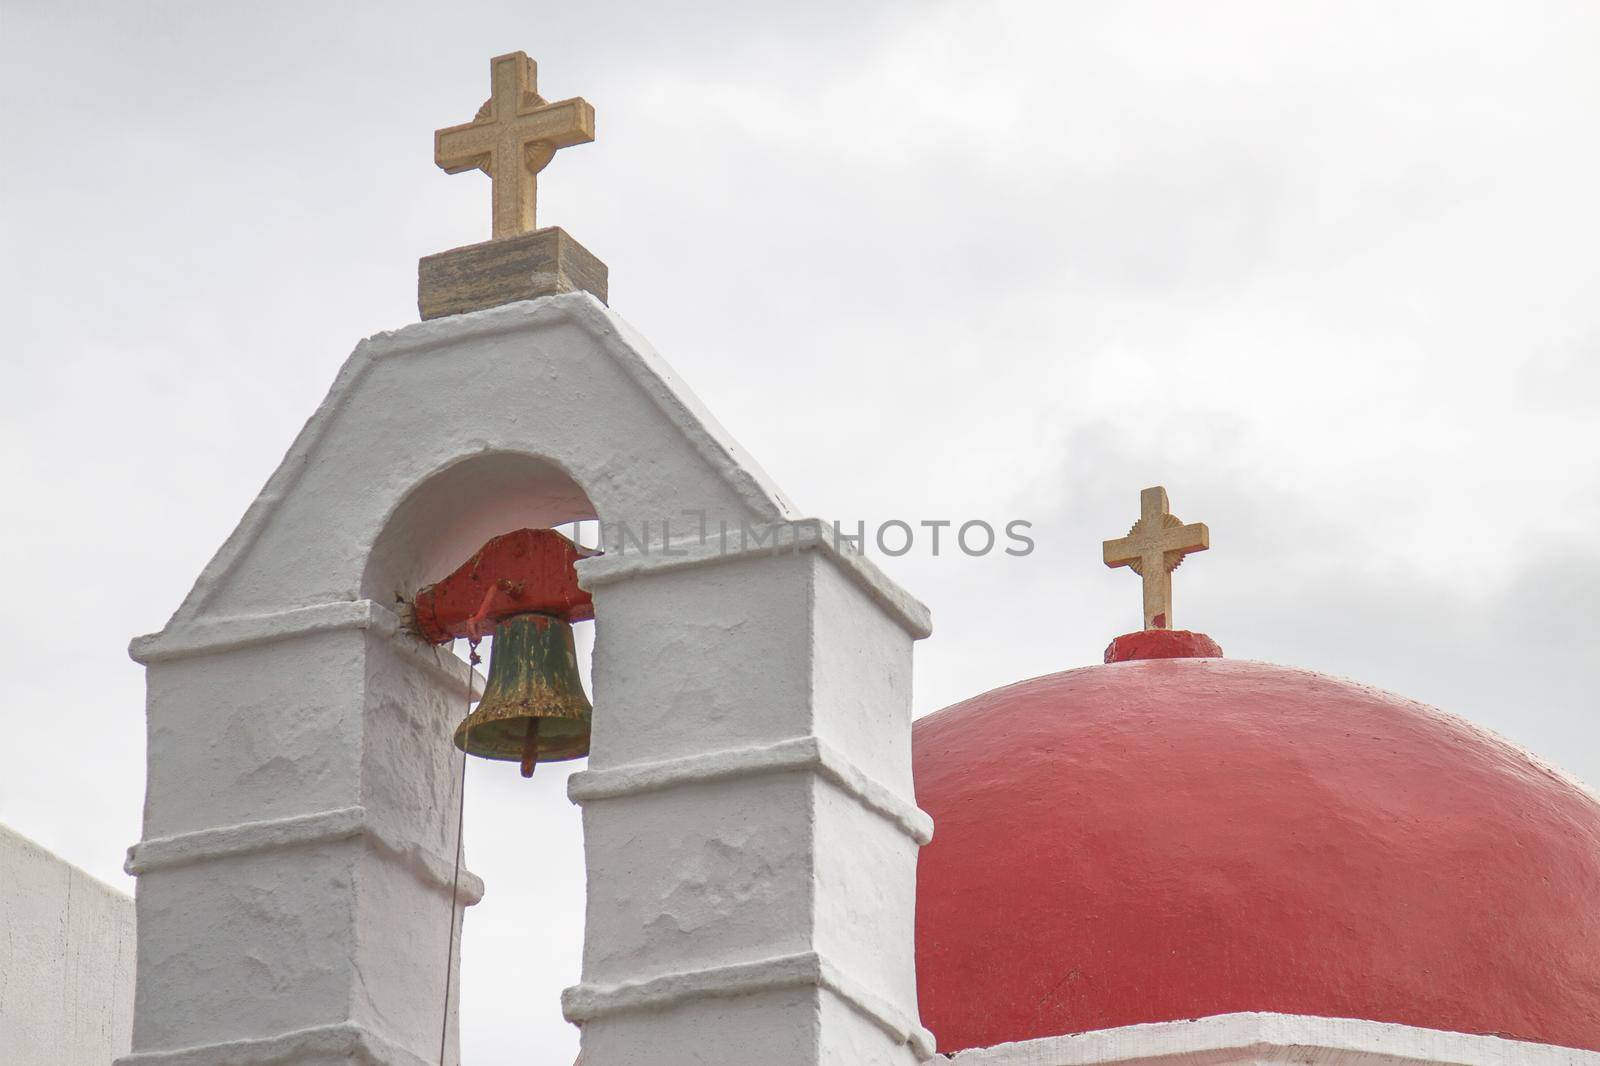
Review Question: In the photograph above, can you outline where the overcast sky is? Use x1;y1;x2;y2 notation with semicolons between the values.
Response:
3;2;1598;1062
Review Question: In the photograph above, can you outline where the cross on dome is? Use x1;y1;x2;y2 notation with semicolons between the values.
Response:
434;51;596;239
1102;486;1209;630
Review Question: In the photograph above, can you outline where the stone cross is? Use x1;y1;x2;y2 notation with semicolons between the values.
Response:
1102;486;1209;631
435;51;596;239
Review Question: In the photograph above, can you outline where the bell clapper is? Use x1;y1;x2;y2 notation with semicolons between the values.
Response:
520;716;541;778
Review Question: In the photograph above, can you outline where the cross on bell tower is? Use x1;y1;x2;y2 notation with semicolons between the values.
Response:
435;51;596;239
420;51;607;319
1103;486;1210;631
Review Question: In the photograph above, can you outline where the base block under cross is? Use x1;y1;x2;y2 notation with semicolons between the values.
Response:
418;226;608;320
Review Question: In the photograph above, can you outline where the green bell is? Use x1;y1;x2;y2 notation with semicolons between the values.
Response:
454;612;592;776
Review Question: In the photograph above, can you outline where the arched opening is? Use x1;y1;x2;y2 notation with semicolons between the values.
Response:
363;449;597;604
366;449;598;1064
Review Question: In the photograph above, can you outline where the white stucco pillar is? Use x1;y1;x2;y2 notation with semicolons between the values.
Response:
565;534;935;1066
124;614;483;1066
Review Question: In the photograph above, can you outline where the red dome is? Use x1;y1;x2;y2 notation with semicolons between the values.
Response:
913;654;1600;1054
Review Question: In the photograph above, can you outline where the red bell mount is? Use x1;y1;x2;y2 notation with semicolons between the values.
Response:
411;527;597;644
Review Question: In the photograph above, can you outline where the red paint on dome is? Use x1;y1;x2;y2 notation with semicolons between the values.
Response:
1103;628;1222;662
913;658;1600;1054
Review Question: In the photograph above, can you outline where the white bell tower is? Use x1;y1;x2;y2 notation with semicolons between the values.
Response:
123;291;934;1066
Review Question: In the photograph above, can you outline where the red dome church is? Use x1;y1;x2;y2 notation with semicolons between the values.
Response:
913;487;1600;1061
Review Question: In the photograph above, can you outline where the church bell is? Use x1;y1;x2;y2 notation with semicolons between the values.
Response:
454;611;593;777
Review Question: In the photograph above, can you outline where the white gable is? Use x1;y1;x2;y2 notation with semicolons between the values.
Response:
136;294;798;652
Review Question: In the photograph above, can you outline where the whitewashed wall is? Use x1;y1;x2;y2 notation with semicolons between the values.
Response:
0;822;135;1066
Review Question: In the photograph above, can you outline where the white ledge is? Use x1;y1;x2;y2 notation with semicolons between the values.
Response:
568;735;933;845
576;519;933;640
115;1021;429;1066
125;805;484;906
132;599;385;661
945;1012;1600;1066
562;950;936;1060
129;598;482;696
